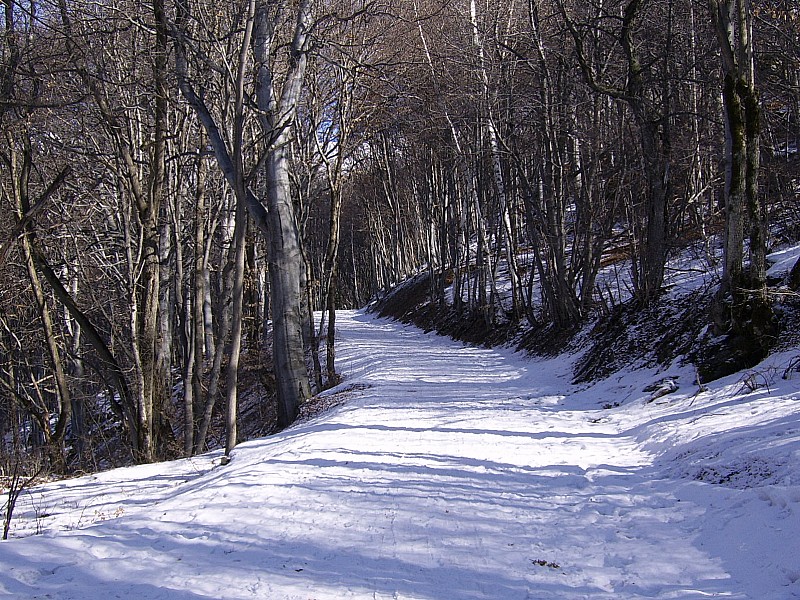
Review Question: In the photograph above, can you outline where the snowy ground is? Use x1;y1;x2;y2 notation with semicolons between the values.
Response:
1;310;799;599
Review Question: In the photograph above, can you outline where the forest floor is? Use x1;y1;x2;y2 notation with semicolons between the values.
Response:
0;308;799;599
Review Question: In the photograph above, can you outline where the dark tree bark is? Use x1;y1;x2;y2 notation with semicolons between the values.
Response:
560;0;672;305
709;0;773;341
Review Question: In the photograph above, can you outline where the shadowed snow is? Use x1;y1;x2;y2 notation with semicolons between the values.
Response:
1;310;798;599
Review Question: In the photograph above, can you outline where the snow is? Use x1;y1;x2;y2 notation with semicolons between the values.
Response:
767;243;800;279
1;310;799;599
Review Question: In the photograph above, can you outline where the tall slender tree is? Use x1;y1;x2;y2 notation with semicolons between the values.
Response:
709;0;773;343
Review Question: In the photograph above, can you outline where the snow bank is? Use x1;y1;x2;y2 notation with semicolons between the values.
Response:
0;311;798;599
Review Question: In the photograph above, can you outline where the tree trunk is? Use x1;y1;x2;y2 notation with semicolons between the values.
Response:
224;196;248;459
469;0;524;319
253;0;313;427
265;145;312;426
11;143;71;457
709;0;771;336
30;245;137;448
560;0;671;306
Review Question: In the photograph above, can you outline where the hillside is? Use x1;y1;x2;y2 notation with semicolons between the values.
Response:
0;309;798;599
376;241;800;382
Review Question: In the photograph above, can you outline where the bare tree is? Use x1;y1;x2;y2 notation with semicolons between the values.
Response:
709;0;774;342
559;0;674;305
171;0;313;433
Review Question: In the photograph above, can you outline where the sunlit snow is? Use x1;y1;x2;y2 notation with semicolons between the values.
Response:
1;310;798;599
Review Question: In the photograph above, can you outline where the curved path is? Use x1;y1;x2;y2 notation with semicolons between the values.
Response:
1;310;796;599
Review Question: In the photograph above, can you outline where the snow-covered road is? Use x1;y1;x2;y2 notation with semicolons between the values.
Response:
1;310;798;599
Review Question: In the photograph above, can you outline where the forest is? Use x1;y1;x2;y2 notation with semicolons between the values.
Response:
0;0;798;476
